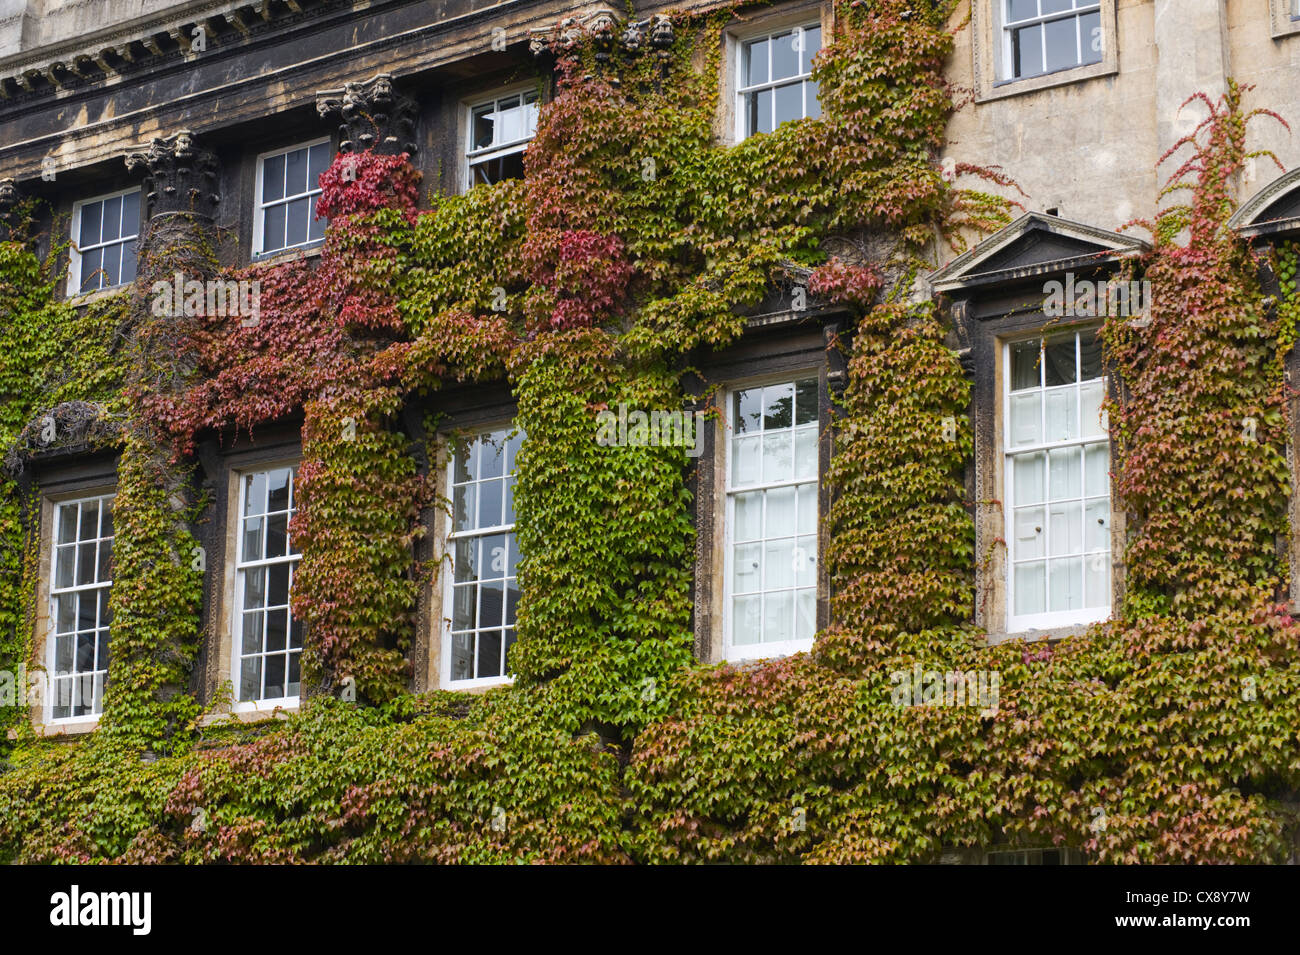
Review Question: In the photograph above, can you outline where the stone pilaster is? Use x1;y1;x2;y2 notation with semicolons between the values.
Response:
316;73;418;155
124;129;221;219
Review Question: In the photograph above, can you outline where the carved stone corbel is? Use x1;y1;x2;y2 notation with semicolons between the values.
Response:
316;73;418;155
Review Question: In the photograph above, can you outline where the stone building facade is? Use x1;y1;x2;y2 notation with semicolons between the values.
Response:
2;0;1299;747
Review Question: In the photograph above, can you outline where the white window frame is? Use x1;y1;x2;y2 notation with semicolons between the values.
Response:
463;85;541;192
440;425;523;689
44;492;115;727
67;187;141;298
1002;329;1110;633
722;373;821;662
230;461;302;713
251;137;331;259
999;0;1103;83
733;20;822;143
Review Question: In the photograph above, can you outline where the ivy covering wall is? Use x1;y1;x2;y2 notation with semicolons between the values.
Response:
0;0;1298;863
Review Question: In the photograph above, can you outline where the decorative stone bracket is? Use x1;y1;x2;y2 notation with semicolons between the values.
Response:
316;73;418;156
528;8;674;64
124;129;221;219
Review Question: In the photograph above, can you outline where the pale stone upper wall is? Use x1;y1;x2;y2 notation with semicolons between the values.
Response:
938;0;1300;268
0;0;196;58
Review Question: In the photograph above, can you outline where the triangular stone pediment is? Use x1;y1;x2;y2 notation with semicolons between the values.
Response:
928;212;1149;294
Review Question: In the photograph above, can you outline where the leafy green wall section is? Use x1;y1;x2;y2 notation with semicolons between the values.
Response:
0;2;1298;863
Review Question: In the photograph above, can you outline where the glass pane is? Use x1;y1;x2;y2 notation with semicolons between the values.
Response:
764;592;793;644
452;583;477;631
763;383;794;430
1012;24;1043;77
96;540;112;582
96;629;109;670
453;538;478;584
1048;557;1083;611
100;195;122;242
121;191;141;238
242;567;266;610
76;543;96;586
100;502;113;538
268;469;291;512
733;595;761;644
795;379;818;426
745;37;769;86
766;485;797;538
1011;340;1042;391
1048;501;1082;555
734;388;762;434
774;82;803;126
308;142;332;189
481;579;506;628
790;428;811;480
55;545;75;589
290;619;304;650
242;516;264;563
1009;0;1039;21
800;26;821;73
480;435;505;479
288;652;301;697
472;104;495;151
79;200;102;247
505;533;518;578
1042;0;1073;12
55;593;76;634
1014;507;1045;560
1084;552;1109;607
1044;388;1078;442
453;483;476;532
479;478;503;529
309;197;328;241
1080;381;1106;437
241;611;264;656
772;30;800;80
1044;336;1077;386
79;247;102;293
285;147;308;198
764;539;794;589
1079;11;1102;64
498;96;524;143
797;483;817;535
266;608;288;651
263;154;286;202
264;653;286;699
1048;446;1081;499
1014;561;1045;616
450;633;474;682
1009;392;1042;447
505;582;519;626
1085;498;1110;552
58;504;78;545
734;491;762;541
100;244;121;288
1013;451;1045;504
732;434;761;485
478;630;503;678
806;80;822;120
244;472;267;517
79;501;99;540
1084;443;1109;496
268;563;290;606
762;431;793;483
733;543;760;593
1079;329;1102;380
120;240;137;284
286;197;309;247
751;88;773;135
483;534;508;578
795;590;816;642
263;204;286;253
794;535;816;586
1043;16;1078;72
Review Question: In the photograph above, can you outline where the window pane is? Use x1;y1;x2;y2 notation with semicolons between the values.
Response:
1079;10;1102;64
1085;498;1109;551
1010;340;1041;390
58;504;78;545
309;197;328;241
308;142;332;189
797;484;817;535
263;154;285;202
772;31;799;80
472;104;495;150
1048;446;1081;499
1084;553;1109;607
1044;388;1078;442
1080;381;1106;437
774;82;803;127
732;434;761;485
1015;561;1046;616
120;240;137;284
79;200;102;248
1043;15;1078;72
79;247;103;294
1043;336;1077;385
286;196;310;248
498;96;524;143
478;630;503;678
734;543;761;593
732;595;762;645
735;491;762;541
1079;330;1103;380
478;478;503;529
763;592;793;644
1009;392;1042;447
734;388;762;434
1012;24;1042;78
268;468;291;512
263;204;286;253
800;26;822;73
1008;0;1039;21
1084;443;1108;496
766;485;797;538
1048;557;1083;611
101;195;122;242
241;611;264;656
121;191;141;238
244;472;268;517
1041;0;1072;14
285;147;308;198
1014;507;1045;560
805;80;822;120
745;37;769;86
794;427;818;480
763;383;794;429
762;431;792;483
100;244;121;288
750;88;773;135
